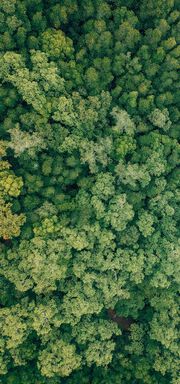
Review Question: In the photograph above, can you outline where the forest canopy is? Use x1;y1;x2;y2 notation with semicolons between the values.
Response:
0;0;179;383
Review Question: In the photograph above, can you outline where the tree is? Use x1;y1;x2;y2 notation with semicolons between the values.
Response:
8;124;46;157
0;0;179;382
38;339;81;378
0;140;25;239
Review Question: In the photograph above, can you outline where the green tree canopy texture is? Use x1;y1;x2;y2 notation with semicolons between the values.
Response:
0;0;179;383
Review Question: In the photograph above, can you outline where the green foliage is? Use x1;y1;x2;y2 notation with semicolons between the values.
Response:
38;339;81;378
0;140;25;239
148;108;172;130
0;1;179;383
2;236;71;294
8;124;46;157
41;28;74;59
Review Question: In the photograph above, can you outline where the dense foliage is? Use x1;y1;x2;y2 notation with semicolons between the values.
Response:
0;0;179;383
